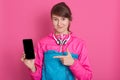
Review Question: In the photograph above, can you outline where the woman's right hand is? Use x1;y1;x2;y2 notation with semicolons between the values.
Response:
21;53;36;72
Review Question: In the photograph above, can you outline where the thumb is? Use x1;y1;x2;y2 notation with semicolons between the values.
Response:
66;48;71;56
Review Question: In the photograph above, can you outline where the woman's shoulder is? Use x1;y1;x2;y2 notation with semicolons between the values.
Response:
71;33;86;44
37;33;53;44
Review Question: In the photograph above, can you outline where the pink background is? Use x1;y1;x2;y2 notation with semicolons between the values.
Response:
0;0;120;80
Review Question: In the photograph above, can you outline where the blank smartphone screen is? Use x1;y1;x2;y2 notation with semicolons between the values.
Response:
23;39;35;59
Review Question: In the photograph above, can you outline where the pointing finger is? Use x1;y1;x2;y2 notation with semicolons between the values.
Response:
53;56;64;58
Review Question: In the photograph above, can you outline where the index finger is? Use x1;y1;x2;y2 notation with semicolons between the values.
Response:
53;56;66;59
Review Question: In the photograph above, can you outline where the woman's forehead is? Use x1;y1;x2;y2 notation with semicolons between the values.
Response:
52;14;68;19
52;15;62;18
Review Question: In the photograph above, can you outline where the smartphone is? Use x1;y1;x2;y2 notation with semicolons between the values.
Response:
23;39;35;59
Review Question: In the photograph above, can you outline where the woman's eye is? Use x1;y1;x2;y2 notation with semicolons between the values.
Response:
62;18;66;20
53;18;58;21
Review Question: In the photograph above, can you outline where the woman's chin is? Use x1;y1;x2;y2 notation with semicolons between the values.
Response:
55;31;68;34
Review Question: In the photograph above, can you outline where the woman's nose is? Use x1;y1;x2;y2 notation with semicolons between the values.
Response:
57;20;62;26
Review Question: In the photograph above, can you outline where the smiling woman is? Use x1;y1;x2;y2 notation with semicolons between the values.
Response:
52;15;70;35
21;2;92;80
51;2;72;33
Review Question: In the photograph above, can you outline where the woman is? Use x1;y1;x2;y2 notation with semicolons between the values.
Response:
21;2;92;80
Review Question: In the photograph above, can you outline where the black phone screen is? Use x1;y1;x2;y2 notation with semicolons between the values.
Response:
23;39;35;59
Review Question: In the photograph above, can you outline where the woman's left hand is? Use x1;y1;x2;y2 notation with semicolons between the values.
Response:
53;48;74;66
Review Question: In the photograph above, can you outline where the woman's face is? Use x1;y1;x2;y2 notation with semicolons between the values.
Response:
52;14;70;34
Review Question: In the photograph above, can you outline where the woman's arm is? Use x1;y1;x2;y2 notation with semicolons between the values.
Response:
30;42;43;80
69;41;92;80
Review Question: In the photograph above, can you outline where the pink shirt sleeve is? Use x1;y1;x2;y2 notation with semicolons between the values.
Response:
69;41;92;80
30;42;43;80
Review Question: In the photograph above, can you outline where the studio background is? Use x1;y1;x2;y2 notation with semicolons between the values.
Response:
0;0;120;80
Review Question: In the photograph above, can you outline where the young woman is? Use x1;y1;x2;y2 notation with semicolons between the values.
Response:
21;2;92;80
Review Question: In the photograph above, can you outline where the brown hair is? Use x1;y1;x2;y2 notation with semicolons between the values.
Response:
51;2;72;31
51;2;72;21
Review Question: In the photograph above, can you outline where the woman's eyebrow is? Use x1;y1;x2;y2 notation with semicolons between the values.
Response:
52;16;58;19
52;17;57;18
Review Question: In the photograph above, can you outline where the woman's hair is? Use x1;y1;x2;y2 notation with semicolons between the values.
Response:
51;2;72;31
51;2;72;21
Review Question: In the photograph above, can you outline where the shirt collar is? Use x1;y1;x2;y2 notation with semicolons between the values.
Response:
48;31;73;40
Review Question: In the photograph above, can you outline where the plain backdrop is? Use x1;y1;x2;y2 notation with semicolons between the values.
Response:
0;0;120;80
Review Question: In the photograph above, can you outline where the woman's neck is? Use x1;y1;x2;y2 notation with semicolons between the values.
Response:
55;31;69;35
